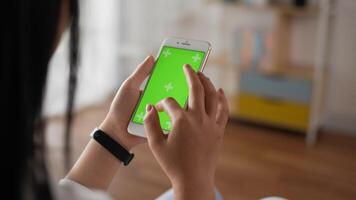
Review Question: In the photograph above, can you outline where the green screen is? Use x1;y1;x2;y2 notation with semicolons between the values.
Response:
132;46;205;131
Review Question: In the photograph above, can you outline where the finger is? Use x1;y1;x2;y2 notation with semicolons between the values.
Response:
144;104;165;146
183;64;205;113
198;72;218;117
125;55;155;88
216;89;229;128
126;133;147;146
156;97;183;122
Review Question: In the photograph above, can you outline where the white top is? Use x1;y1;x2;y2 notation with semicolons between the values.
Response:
57;179;112;200
56;179;171;200
57;178;285;200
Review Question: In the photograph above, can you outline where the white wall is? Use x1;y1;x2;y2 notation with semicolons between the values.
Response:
323;0;356;134
288;0;356;134
44;0;122;116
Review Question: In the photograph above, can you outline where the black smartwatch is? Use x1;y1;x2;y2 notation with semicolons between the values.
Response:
90;128;134;166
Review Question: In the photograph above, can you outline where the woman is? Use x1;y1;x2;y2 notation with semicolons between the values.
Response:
2;0;229;199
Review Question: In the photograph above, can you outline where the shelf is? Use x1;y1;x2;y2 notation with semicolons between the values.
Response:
233;93;310;132
277;6;318;17
258;65;314;80
205;0;329;144
209;54;314;79
208;54;236;70
206;1;318;17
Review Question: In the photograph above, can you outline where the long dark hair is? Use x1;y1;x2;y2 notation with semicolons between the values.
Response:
1;0;79;199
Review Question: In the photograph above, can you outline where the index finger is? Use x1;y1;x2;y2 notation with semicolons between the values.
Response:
156;97;184;122
183;64;205;113
198;72;218;117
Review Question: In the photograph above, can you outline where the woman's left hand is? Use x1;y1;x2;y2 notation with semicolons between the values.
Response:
99;56;155;150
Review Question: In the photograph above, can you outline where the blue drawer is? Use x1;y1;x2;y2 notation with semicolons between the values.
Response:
240;71;312;103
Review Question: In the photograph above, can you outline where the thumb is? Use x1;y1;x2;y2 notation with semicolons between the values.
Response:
144;104;165;147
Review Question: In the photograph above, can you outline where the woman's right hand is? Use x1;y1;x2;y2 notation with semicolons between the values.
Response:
144;64;229;200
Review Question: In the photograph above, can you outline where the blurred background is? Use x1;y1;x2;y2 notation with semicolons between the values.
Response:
44;0;356;199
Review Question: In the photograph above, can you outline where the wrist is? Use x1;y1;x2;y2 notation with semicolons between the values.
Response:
171;171;215;187
66;139;121;189
99;119;132;150
172;178;214;191
172;177;215;200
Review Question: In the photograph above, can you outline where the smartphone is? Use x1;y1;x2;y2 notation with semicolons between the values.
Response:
128;37;211;137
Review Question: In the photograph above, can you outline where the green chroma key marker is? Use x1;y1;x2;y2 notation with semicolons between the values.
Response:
132;46;205;131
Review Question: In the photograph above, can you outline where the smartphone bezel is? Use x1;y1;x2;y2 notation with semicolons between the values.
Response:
128;37;211;138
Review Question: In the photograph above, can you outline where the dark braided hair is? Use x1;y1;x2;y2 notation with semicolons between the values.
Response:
1;0;79;199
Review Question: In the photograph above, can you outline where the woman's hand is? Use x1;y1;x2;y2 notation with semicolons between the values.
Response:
99;56;155;150
144;64;229;200
67;56;155;189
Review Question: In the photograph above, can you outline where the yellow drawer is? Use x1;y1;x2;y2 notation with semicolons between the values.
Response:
235;93;310;131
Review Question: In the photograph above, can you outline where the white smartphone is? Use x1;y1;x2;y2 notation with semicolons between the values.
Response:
128;37;211;137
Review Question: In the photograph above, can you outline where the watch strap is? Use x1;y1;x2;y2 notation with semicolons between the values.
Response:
90;128;134;166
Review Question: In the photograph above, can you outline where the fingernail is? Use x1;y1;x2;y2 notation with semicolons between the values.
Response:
146;104;153;112
141;56;151;65
144;55;152;61
183;65;189;74
218;88;224;95
184;64;190;70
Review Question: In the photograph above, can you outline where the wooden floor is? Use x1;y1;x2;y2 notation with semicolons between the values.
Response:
47;99;356;200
